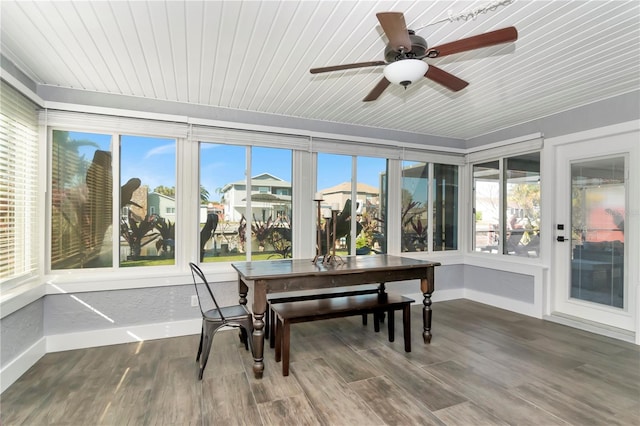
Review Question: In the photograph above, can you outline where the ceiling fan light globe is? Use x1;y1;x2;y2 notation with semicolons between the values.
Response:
383;59;428;86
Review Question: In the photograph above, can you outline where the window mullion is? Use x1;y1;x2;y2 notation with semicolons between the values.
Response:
427;163;434;252
350;156;357;255
245;146;252;261
499;158;506;254
111;133;121;269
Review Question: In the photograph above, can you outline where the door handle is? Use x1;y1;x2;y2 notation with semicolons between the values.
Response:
556;236;567;242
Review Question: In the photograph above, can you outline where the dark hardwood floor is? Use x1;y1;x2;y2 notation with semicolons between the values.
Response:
2;299;639;425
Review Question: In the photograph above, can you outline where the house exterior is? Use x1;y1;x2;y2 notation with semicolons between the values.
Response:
318;182;379;216
220;173;292;223
199;202;224;224
147;192;176;223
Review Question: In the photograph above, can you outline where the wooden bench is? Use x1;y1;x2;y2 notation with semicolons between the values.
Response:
265;285;383;347
272;292;414;376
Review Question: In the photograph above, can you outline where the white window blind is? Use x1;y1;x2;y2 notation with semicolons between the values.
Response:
311;137;402;159
467;134;543;163
191;125;308;150
402;148;465;165
41;110;189;139
0;80;40;285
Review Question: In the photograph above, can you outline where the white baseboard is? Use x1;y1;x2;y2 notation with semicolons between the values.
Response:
407;288;537;319
463;289;539;318
406;288;464;304
2;318;210;394
545;313;636;344
46;318;202;353
1;337;46;394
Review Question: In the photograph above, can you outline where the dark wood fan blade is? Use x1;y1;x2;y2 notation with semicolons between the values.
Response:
426;27;518;58
310;61;386;74
377;12;412;52
363;77;390;102
425;65;469;92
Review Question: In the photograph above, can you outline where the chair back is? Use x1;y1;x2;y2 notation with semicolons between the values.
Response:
189;262;226;321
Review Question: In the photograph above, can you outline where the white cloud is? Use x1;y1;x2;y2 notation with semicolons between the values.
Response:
144;144;175;159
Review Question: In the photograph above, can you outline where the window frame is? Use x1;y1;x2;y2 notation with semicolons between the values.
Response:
198;142;294;263
469;142;542;259
32;111;465;293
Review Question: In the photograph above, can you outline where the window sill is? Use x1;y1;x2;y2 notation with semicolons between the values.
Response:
44;262;239;294
1;262;243;316
464;251;548;273
0;277;45;318
398;251;464;265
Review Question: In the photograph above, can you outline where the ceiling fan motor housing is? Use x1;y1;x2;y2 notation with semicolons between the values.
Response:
384;30;428;62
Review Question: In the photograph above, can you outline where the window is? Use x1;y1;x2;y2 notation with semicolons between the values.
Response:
199;144;293;262
473;161;500;253
473;153;540;257
433;164;458;251
251;147;292;258
200;143;245;262
504;153;540;257
401;162;428;252
357;157;387;255
401;162;458;252
120;135;177;267
44;112;464;280
0;82;39;284
317;153;352;256
316;154;387;256
50;131;177;270
51;130;113;269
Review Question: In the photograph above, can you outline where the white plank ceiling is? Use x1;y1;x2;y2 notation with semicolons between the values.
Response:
1;0;639;140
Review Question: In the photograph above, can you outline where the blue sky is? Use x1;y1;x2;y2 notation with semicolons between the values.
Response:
71;132;384;201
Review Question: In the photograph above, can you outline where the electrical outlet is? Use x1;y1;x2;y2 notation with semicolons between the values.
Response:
191;295;198;307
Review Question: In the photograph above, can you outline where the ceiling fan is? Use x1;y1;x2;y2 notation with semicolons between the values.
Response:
310;12;518;101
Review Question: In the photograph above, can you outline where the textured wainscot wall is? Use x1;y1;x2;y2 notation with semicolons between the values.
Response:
0;299;44;370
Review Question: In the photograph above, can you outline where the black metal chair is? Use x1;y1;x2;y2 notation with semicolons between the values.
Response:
189;262;253;379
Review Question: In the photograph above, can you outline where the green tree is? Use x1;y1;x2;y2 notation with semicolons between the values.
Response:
153;185;175;197
508;183;540;228
152;185;208;203
200;186;210;203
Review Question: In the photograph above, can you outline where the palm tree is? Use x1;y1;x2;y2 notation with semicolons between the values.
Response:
200;186;210;203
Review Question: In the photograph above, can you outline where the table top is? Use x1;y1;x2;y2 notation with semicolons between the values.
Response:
232;254;440;280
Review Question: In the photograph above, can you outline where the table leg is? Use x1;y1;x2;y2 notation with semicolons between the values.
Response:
420;271;434;344
238;277;248;306
251;312;265;378
251;281;267;378
422;292;432;343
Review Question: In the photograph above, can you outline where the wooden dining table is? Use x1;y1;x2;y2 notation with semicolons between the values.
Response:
232;254;440;378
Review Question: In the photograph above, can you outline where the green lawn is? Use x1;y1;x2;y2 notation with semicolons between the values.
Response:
121;250;352;266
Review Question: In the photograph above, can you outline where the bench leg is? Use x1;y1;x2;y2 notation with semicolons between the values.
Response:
265;305;270;340
362;314;367;325
403;304;411;352
270;307;276;348
282;321;291;376
373;312;380;332
275;317;282;362
387;309;395;342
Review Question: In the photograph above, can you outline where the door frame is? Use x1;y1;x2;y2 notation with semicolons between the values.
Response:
545;121;639;341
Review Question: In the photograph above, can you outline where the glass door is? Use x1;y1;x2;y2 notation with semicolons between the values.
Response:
553;135;636;332
570;157;625;308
